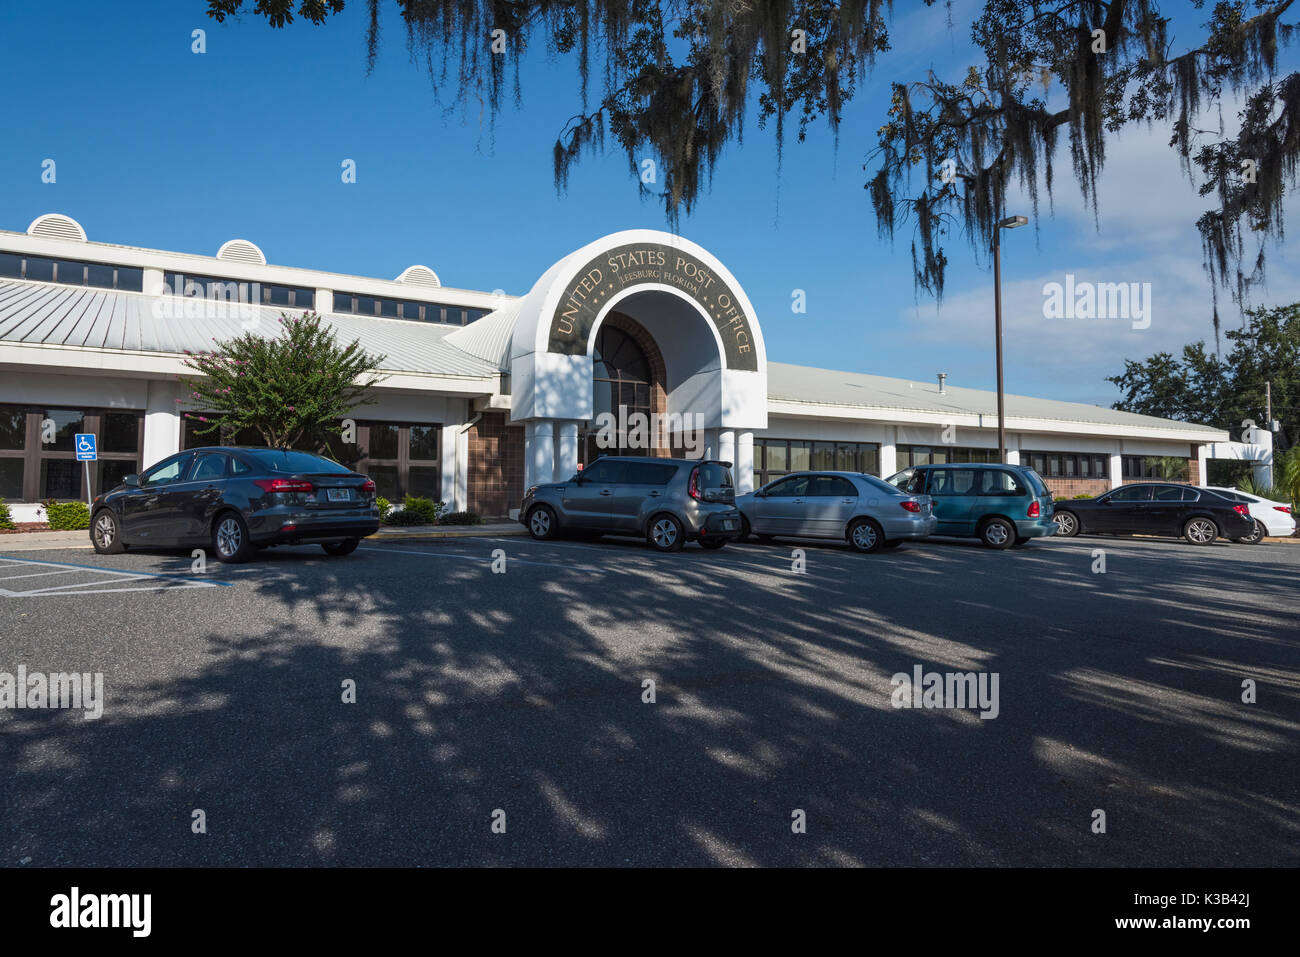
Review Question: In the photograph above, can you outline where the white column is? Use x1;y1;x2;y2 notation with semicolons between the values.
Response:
718;429;735;465
441;422;460;509
734;431;754;493
143;380;181;469
1108;452;1122;490
455;427;469;511
315;287;333;314
879;427;898;478
1005;433;1021;466
1196;444;1209;488
525;420;555;489
556;421;580;482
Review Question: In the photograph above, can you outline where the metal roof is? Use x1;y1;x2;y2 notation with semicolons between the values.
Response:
0;279;502;379
767;362;1225;434
443;299;520;369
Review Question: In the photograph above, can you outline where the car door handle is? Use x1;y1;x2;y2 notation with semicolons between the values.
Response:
648;491;661;497
600;489;613;496
791;498;803;504
841;498;855;504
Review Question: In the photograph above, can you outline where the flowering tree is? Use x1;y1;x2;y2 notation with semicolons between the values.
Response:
179;311;387;451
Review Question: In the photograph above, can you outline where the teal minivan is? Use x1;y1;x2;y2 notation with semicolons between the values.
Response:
885;463;1056;548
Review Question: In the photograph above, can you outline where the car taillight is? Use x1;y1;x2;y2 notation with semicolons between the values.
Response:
1027;501;1040;518
899;500;921;513
1233;504;1250;518
688;467;701;501
254;478;314;494
1274;506;1292;514
360;479;375;494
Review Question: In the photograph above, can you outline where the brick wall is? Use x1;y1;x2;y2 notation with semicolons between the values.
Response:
1045;477;1110;499
467;411;525;518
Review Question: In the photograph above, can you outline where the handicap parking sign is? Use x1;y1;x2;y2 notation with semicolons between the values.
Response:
75;433;97;461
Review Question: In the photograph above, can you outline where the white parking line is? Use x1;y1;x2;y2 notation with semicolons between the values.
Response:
0;555;229;597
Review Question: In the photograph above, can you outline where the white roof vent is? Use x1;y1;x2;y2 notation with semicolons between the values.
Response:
216;239;267;265
396;264;442;288
27;214;87;242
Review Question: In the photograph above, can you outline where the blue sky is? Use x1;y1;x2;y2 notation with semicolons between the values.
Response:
2;0;1296;408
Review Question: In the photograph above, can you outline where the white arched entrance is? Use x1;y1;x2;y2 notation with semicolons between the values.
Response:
510;230;768;492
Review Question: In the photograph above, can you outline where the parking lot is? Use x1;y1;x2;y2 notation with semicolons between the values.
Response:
2;532;1297;867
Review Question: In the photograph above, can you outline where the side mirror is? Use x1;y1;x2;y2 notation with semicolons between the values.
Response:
755;489;767;498
574;472;585;485
124;474;139;488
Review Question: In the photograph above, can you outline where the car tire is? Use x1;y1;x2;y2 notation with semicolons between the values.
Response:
526;505;558;541
646;513;686;552
847;518;885;554
698;538;727;550
91;509;126;555
1230;520;1265;545
211;510;253;563
1053;510;1081;537
321;538;360;556
1183;516;1219;546
738;514;753;542
979;517;1016;550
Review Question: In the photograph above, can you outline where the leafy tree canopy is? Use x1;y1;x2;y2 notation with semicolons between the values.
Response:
180;311;388;451
207;1;1298;325
1107;301;1300;449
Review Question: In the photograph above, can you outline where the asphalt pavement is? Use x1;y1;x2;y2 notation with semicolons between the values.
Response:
1;532;1296;866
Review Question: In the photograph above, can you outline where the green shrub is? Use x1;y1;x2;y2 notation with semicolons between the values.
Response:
400;496;444;525
376;496;392;520
46;500;90;531
438;510;482;526
0;498;15;530
1072;494;1093;499
384;509;427;527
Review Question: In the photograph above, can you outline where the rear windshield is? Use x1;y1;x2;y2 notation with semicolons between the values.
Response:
244;449;353;474
1020;468;1049;496
697;463;733;488
860;473;905;495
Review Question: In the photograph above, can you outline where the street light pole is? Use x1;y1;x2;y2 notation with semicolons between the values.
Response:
993;215;1028;464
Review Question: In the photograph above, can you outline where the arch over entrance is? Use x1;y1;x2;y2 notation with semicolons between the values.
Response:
509;230;768;492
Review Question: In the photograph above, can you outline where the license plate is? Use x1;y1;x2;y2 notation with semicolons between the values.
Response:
326;488;352;502
722;519;738;530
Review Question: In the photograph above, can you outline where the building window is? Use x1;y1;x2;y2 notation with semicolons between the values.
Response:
355;422;442;501
1025;451;1111;479
0;405;143;502
897;445;998;469
1121;455;1187;481
0;252;144;291
582;326;653;462
329;292;488;325
754;438;881;487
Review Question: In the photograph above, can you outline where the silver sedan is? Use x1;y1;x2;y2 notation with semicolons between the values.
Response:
735;471;937;553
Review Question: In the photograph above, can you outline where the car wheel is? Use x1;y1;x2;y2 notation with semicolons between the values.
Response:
1183;516;1218;546
979;517;1016;550
212;511;253;563
91;509;126;555
1053;510;1080;537
1231;520;1265;545
647;514;685;552
698;538;727;550
847;518;885;554
738;514;753;542
527;505;558;541
321;538;360;556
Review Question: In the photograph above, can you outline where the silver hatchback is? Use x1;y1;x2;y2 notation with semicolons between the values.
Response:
735;471;936;552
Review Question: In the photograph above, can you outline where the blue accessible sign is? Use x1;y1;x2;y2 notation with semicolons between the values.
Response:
75;433;97;461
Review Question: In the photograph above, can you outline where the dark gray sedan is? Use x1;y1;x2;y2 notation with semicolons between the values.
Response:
89;447;380;562
735;471;937;553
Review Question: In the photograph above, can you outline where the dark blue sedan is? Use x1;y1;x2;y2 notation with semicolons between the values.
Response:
89;447;380;561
